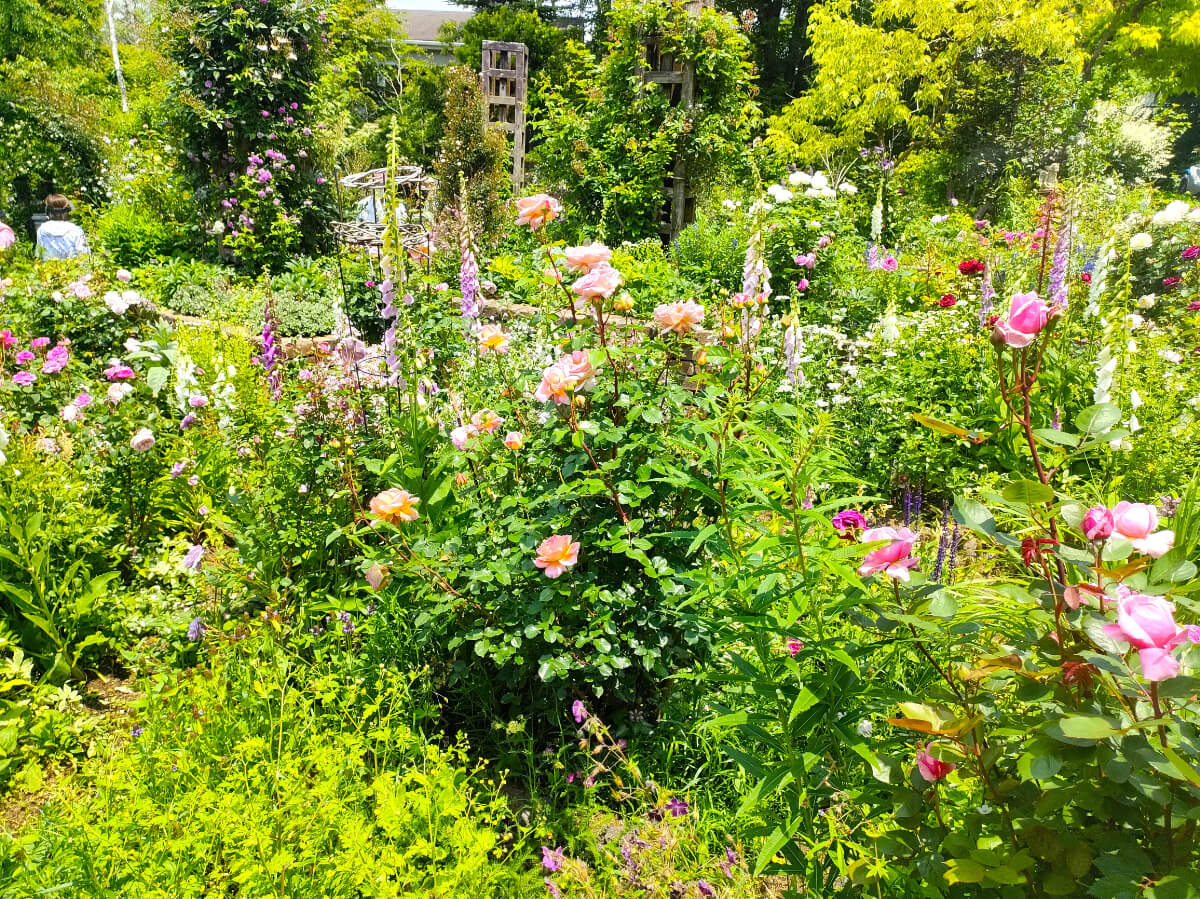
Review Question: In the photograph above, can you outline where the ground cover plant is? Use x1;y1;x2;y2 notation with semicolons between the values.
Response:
2;0;1200;896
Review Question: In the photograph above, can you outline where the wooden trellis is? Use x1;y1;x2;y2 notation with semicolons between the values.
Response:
481;41;528;194
639;0;712;241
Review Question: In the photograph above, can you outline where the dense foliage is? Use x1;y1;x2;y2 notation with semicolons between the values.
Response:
3;2;1200;896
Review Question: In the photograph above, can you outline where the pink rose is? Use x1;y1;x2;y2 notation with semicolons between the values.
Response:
816;235;832;249
832;510;868;534
515;194;561;231
129;427;156;453
534;534;580;578
116;268;133;283
1112;501;1174;557
857;526;919;581
534;361;575;405
571;263;623;300
1103;590;1185;681
0;222;15;250
105;364;136;381
1082;505;1115;541
881;255;898;271
12;371;35;387
654;300;705;335
503;431;524;450
794;252;816;269
29;337;50;349
562;350;596;390
916;749;955;782
563;242;612;273
993;291;1050;348
16;350;35;364
477;324;510;354
450;425;475;450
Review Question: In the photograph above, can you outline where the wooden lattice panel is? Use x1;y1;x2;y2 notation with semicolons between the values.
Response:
481;41;528;193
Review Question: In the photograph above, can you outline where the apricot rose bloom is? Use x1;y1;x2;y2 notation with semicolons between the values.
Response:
470;409;504;434
534;534;580;578
534;351;597;405
563;242;612;273
571;263;623;300
504;431;524;450
515;194;561;231
370;488;420;524
857;526;919;581
477;324;510;354
654;301;706;335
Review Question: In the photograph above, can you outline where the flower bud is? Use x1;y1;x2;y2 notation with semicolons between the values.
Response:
1082;505;1115;541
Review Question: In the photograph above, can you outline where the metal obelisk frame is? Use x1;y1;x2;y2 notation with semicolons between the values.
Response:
481;41;529;194
639;0;711;241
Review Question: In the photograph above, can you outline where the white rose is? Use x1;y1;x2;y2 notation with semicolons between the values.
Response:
104;291;131;315
1151;200;1191;226
810;172;829;190
1129;232;1153;250
788;171;812;186
61;404;80;422
130;427;156;453
766;184;793;203
838;182;858;194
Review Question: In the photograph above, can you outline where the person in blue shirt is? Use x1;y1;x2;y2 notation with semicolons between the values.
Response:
36;194;90;261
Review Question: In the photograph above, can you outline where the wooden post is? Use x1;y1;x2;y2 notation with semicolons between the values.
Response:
481;41;528;194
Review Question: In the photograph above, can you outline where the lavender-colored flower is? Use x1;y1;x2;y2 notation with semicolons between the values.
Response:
261;302;281;400
932;502;950;582
979;269;996;325
946;520;960;585
1047;219;1070;308
720;846;739;878
697;881;716;897
541;846;565;872
183;544;206;571
571;700;588;723
187;616;207;641
666;797;689;817
543;879;562;899
131;725;143;738
180;412;197;431
459;221;481;319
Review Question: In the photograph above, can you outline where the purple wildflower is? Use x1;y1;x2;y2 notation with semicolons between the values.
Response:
720;846;739;878
666;797;689;817
544;880;561;899
261;301;281;400
183;544;206;571
541;846;565;872
1047;219;1070;308
571;700;588;724
187;617;207;641
459;222;481;319
697;881;716;897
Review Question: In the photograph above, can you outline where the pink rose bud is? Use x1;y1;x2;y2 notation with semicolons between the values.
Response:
1082;506;1115;541
916;749;955;782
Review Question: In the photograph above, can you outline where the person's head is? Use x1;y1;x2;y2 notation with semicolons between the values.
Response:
45;194;73;221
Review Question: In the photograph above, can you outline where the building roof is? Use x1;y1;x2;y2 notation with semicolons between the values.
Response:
399;9;473;42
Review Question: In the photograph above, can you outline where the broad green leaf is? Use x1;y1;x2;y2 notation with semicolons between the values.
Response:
913;413;969;439
1057;715;1120;740
1001;479;1054;505
1074;403;1121;435
944;858;987;884
1033;428;1081;447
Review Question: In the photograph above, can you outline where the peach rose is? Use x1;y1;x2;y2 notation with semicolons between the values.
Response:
370;487;420;524
477;324;510;354
534;533;580;578
470;408;504;434
534;362;574;405
515;194;561;231
564;242;612;273
504;430;524;450
654;300;705;335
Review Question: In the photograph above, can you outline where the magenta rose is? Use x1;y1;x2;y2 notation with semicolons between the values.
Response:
1082;505;1115;541
1112;501;1174;558
993;291;1049;348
